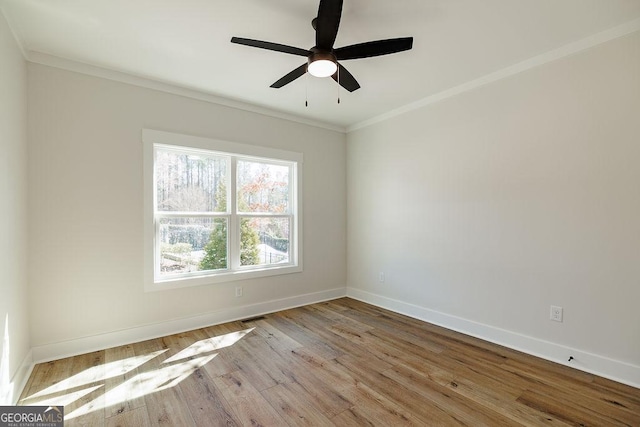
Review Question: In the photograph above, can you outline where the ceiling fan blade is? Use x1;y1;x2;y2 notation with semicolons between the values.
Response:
332;63;360;92
231;37;309;57
270;63;308;88
315;0;343;50
335;37;413;60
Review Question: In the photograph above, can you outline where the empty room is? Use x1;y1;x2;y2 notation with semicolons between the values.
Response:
1;0;639;425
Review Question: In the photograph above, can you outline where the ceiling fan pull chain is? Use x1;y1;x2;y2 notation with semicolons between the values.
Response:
305;71;309;107
337;65;341;104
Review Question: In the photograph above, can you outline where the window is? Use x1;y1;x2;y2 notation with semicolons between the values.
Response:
143;130;302;291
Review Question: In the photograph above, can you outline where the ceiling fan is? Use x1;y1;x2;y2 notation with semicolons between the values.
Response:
230;0;413;92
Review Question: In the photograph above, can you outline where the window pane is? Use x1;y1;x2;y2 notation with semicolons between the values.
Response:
240;217;290;266
159;217;227;276
156;149;227;212
237;160;289;213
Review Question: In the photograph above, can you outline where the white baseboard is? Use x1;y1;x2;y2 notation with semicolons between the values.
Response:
5;349;34;405
347;287;640;389
31;287;347;364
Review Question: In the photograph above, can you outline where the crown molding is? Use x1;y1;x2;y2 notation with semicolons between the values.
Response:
347;18;640;133
25;50;346;134
0;4;28;60
3;1;340;134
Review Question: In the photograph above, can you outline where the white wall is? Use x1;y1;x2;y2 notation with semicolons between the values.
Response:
347;31;640;386
27;63;346;358
13;12;640;391
0;11;30;404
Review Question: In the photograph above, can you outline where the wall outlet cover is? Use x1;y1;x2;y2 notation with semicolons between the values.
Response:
550;305;563;322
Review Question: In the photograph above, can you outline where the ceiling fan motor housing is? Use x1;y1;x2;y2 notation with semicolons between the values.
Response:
308;49;337;66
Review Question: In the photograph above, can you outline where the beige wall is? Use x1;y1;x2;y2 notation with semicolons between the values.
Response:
347;32;640;383
0;11;30;404
27;63;347;350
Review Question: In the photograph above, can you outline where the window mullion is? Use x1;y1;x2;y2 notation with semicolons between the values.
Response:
229;156;240;270
289;163;296;264
155;212;227;218
236;213;293;219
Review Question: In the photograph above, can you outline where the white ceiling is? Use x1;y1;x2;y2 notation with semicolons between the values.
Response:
2;0;640;130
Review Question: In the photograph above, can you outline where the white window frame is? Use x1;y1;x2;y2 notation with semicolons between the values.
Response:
143;129;303;291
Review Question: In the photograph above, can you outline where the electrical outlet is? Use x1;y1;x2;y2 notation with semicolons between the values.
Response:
379;272;385;283
550;305;563;322
235;286;243;298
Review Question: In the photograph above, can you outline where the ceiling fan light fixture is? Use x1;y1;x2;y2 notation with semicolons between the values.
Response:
231;0;413;92
308;51;337;78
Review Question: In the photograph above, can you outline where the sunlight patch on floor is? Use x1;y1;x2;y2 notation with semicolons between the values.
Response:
22;384;103;407
19;327;255;422
163;327;254;364
25;349;167;400
65;354;216;420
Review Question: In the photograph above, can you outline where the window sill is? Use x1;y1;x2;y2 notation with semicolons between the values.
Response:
144;264;303;292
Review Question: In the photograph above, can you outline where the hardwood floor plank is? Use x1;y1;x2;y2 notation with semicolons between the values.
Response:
223;335;287;392
440;373;573;426
334;354;468;425
517;388;632;427
288;347;359;391
303;304;375;334
20;356;74;401
260;382;334;426
105;406;151;427
356;328;454;379
63;351;106;427
503;357;640;421
274;309;392;367
130;338;196;427
269;311;345;360
103;344;146;418
188;327;241;378
337;381;425;426
19;298;639;426
249;317;303;353
330;408;378;427
213;370;288;426
17;362;39;402
593;375;640;404
156;333;238;425
338;308;448;354
177;361;238;426
281;360;353;418
382;363;517;426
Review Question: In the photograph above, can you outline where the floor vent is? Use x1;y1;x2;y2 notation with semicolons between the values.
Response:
241;316;266;323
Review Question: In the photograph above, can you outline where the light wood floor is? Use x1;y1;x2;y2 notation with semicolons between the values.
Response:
19;298;640;426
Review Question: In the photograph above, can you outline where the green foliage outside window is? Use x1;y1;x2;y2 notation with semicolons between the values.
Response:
200;220;228;270
199;181;261;270
240;219;260;266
